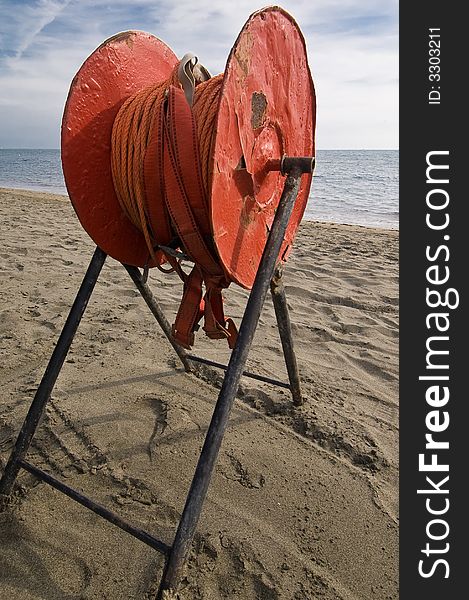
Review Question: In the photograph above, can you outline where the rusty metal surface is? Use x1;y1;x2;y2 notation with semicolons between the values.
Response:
211;7;316;288
61;31;177;266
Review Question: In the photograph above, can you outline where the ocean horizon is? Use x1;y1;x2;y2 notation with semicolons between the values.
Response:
0;148;398;230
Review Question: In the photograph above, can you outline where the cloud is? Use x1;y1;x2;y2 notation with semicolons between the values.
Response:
0;0;398;148
1;0;72;63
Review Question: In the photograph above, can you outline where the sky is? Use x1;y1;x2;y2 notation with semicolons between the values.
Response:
0;0;398;149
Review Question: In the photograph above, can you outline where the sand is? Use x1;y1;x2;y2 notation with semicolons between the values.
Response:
0;187;398;599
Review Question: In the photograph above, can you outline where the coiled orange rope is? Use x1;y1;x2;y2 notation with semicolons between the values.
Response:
110;62;236;349
110;64;223;262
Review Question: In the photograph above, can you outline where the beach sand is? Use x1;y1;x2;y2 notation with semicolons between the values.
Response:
0;188;398;599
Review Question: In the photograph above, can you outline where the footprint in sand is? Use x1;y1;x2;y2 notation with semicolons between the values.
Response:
146;397;168;461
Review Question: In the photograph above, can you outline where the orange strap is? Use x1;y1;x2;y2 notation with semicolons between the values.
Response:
113;67;238;350
161;86;238;349
162;86;220;275
144;97;173;252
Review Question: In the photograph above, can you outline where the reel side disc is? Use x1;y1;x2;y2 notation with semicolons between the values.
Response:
211;8;316;288
61;31;178;266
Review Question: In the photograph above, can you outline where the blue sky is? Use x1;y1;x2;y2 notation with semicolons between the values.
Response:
0;0;398;148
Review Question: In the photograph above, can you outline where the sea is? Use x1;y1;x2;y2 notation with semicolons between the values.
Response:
0;149;398;229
